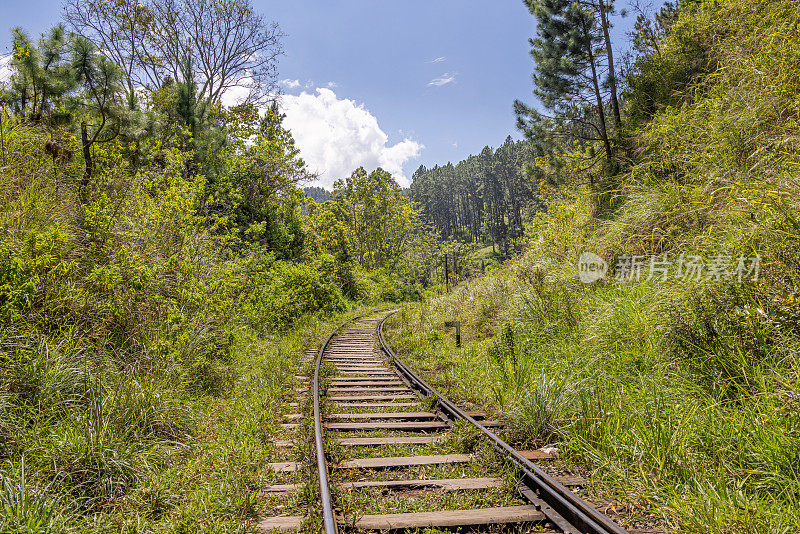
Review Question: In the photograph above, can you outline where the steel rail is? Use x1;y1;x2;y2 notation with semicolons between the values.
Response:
313;309;394;534
314;317;354;534
377;312;629;534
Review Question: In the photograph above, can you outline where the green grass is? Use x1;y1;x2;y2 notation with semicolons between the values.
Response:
0;307;381;533
385;276;800;533
384;1;800;531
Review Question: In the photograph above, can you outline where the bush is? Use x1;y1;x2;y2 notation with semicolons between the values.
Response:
244;255;346;330
356;268;403;303
667;284;781;397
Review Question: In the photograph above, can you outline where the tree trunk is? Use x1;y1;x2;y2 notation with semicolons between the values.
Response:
597;0;621;128
583;22;613;164
79;121;92;203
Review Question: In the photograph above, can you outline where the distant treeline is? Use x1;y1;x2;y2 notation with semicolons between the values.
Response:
409;137;541;255
304;186;332;202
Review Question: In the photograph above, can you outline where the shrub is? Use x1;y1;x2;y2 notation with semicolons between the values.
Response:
245;256;346;331
667;283;781;398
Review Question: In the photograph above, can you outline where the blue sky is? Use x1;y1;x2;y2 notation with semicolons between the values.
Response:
0;0;655;188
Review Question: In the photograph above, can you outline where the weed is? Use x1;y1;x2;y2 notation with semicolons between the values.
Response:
0;457;65;533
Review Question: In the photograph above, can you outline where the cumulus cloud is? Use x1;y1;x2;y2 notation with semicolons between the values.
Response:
427;56;447;63
220;84;251;107
0;54;12;85
428;72;456;87
280;88;423;189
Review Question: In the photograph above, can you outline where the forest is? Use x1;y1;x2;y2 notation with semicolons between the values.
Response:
409;137;542;257
1;0;799;532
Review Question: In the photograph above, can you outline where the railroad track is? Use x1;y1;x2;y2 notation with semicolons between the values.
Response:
260;311;628;533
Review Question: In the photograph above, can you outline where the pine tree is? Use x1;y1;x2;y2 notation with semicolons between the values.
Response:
8;26;75;122
515;0;615;164
71;36;127;202
596;0;621;128
176;56;204;138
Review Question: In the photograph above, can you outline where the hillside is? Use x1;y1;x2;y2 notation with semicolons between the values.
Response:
303;186;332;203
386;0;800;532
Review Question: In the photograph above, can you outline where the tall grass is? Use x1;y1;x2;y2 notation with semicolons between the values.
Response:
0;108;379;531
386;0;800;531
0;457;65;534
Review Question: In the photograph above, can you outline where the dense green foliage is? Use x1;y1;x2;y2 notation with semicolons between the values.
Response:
388;0;800;532
409;137;541;256
0;5;428;531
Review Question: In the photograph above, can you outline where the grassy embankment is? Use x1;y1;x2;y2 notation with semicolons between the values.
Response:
0;115;393;532
386;1;800;532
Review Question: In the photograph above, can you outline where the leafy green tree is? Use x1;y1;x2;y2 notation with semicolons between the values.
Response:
307;204;358;296
332;168;420;271
206;102;312;256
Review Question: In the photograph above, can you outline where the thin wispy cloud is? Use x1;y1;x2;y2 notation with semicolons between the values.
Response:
428;72;456;87
326;81;338;89
427;56;447;63
280;78;301;89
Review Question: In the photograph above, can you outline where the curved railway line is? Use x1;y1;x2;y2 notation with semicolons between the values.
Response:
260;311;630;533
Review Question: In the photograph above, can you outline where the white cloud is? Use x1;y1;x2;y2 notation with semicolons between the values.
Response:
280;88;423;189
428;72;456;87
0;54;12;85
427;56;447;63
326;81;338;89
220;84;251;107
280;78;301;89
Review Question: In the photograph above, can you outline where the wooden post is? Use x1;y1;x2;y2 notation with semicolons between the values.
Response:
444;254;450;293
444;321;461;347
